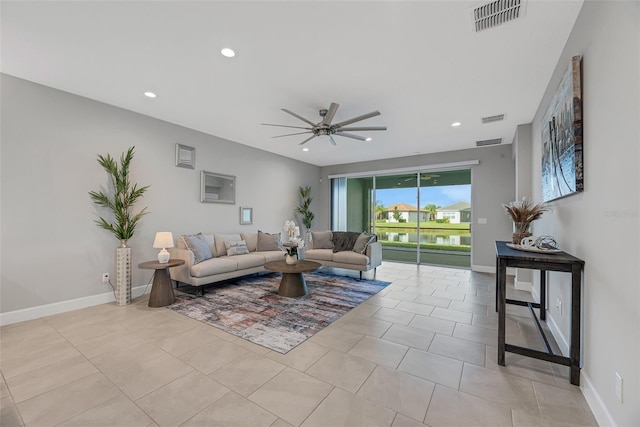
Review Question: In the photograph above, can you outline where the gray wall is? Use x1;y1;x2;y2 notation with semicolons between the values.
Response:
318;144;515;269
528;2;639;425
512;124;533;285
1;74;320;313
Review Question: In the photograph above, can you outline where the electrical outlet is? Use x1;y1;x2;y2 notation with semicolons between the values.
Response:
615;372;623;402
556;298;562;316
102;273;109;283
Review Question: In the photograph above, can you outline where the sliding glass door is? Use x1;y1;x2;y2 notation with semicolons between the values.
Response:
374;174;420;263
332;169;471;268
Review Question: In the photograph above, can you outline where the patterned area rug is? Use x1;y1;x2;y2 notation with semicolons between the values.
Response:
169;272;390;353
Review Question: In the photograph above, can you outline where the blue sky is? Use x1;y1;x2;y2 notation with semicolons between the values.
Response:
376;185;471;209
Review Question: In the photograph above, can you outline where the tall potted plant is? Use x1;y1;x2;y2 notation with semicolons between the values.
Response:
89;146;149;306
295;185;314;244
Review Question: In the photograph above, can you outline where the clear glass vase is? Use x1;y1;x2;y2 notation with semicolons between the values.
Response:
512;222;532;244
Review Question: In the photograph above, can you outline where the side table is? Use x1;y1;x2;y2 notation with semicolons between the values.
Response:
495;241;584;385
264;259;321;297
138;259;185;307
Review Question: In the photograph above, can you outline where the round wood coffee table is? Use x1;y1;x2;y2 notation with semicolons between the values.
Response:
264;259;321;297
138;259;185;307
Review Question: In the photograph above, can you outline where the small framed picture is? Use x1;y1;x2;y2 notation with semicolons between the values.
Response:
240;207;253;225
175;144;195;169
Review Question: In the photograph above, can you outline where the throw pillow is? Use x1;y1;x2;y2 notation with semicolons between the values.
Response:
332;231;361;253
352;233;377;254
201;234;216;257
311;231;333;249
241;232;258;252
214;233;242;257
180;233;213;264
257;230;280;251
224;240;250;256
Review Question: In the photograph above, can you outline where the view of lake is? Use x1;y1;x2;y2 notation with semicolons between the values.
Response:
376;227;471;247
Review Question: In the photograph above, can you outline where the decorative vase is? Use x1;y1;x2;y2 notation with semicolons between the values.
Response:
115;240;132;306
285;254;298;265
512;222;532;245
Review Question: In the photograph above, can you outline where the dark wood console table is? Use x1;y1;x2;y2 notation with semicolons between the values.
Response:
495;240;585;385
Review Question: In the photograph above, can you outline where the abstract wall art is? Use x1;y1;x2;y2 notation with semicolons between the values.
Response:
541;55;583;202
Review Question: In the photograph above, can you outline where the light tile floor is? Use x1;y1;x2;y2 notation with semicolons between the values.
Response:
0;262;598;426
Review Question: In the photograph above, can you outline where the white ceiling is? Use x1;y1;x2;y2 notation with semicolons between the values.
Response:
1;1;584;167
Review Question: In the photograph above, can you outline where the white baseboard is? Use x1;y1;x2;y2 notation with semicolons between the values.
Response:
472;265;518;278
471;264;494;273
514;279;532;292
581;370;617;427
0;285;152;326
544;310;570;357
531;288;614;426
531;285;569;356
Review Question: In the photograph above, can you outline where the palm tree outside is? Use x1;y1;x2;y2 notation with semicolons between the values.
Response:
424;204;439;221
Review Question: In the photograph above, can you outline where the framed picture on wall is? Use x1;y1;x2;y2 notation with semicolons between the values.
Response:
540;55;583;202
239;207;253;225
175;144;195;169
200;171;235;204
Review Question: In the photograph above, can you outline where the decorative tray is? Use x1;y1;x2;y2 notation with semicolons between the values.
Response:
506;243;562;254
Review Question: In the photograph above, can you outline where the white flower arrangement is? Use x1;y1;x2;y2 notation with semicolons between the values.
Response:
283;220;296;238
283;220;296;232
289;236;305;248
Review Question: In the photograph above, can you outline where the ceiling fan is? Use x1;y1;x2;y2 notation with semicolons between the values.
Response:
262;102;387;146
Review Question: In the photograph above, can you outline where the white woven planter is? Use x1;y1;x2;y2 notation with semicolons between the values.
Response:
115;241;131;306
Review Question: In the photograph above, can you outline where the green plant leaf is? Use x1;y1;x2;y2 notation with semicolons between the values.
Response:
89;146;149;241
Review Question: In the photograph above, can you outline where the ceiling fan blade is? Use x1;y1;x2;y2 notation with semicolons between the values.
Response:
337;126;387;132
333;111;381;128
272;131;313;138
282;109;316;126
328;135;337;146
336;132;368;141
262;123;312;130
298;135;317;145
322;103;340;125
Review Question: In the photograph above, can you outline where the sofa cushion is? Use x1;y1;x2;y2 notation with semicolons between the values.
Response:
256;250;285;263
214;233;242;258
241;232;258;252
332;231;361;253
333;250;369;266
304;248;334;261
190;257;237;277
224;240;250;256
311;231;333;249
234;253;267;269
257;230;280;251
179;233;213;264
353;233;377;254
178;234;216;256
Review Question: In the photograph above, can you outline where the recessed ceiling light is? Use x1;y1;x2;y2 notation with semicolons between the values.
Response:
451;122;461;127
144;91;157;98
221;48;235;58
365;137;372;142
302;148;309;152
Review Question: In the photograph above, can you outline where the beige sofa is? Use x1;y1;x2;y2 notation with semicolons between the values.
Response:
304;231;382;279
168;232;283;294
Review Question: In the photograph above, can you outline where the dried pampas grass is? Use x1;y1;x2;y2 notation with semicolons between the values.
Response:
503;197;548;224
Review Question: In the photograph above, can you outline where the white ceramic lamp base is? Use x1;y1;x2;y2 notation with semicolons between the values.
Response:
157;248;170;263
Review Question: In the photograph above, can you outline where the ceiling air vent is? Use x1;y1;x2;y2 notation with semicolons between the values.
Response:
472;0;526;32
481;114;505;124
476;138;503;147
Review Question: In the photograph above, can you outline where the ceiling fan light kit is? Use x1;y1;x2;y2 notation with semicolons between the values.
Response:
263;102;387;146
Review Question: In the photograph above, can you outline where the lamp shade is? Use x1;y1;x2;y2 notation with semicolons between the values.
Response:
153;232;174;249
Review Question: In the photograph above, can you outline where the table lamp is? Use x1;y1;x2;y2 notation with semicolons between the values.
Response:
153;232;174;263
